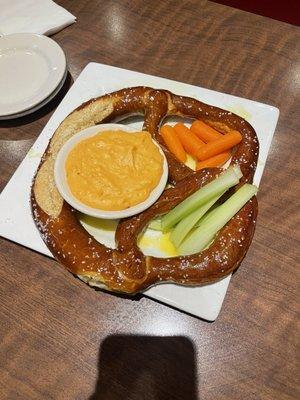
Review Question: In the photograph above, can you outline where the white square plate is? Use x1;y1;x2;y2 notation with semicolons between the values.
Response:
0;62;279;320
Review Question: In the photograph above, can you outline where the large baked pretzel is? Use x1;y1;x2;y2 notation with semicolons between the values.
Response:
31;87;258;293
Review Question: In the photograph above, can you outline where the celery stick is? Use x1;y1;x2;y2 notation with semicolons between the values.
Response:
195;203;220;227
170;191;225;248
178;184;258;255
148;218;162;231
161;166;242;232
233;164;243;180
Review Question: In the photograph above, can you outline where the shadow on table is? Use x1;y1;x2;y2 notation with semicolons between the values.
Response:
89;335;198;400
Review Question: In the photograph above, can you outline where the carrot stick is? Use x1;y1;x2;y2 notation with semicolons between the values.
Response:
190;120;223;142
173;123;205;159
196;130;242;161
160;125;187;162
196;152;231;170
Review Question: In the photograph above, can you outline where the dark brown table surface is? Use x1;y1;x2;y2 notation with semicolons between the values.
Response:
1;1;299;399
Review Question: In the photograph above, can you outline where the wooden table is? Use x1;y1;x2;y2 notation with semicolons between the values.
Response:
1;1;299;399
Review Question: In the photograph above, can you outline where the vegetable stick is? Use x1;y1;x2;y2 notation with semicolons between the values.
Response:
178;184;258;255
196;152;231;170
148;218;162;231
173;123;205;158
191;120;223;142
170;192;225;248
160;125;187;162
161;165;242;232
196;130;242;161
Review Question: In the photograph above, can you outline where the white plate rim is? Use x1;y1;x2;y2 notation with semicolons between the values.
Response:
0;33;66;117
0;67;68;120
0;62;280;321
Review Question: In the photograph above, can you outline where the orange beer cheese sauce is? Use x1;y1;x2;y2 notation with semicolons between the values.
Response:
65;130;163;211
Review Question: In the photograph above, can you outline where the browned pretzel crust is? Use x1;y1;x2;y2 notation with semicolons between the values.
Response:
31;87;259;293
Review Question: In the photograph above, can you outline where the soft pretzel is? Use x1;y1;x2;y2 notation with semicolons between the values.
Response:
31;87;259;293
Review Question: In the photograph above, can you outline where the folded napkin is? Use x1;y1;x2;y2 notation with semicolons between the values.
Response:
0;0;76;36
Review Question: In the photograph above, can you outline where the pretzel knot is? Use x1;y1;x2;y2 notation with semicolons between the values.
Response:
31;87;259;293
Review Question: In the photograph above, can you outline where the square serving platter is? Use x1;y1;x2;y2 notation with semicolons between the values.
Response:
0;62;279;320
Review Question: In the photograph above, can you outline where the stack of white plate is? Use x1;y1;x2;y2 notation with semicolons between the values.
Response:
0;33;67;120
